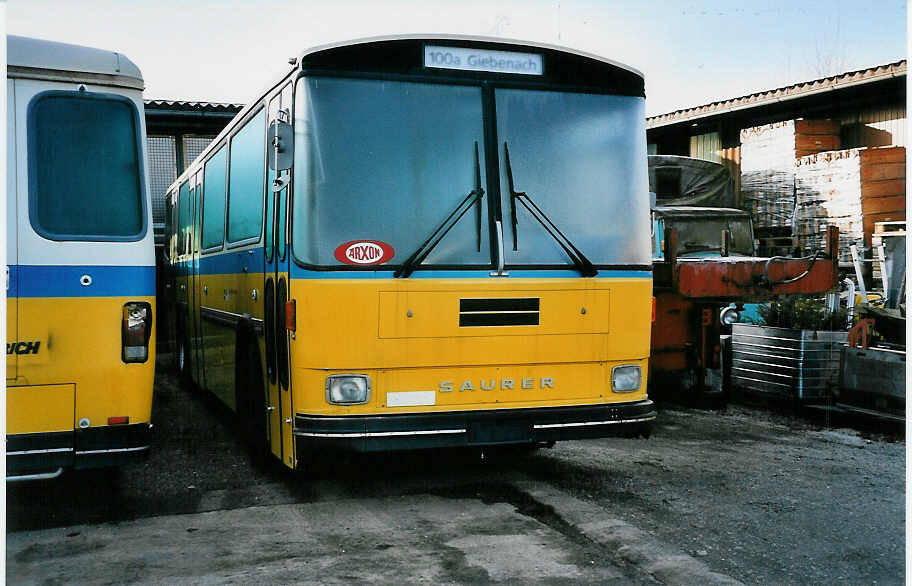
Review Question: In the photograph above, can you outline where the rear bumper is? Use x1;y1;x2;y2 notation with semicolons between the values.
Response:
294;400;655;455
6;423;152;479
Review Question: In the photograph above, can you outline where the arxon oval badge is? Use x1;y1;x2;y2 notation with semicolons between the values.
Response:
334;240;395;266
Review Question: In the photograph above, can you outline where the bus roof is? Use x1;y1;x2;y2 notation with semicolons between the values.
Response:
299;34;644;79
7;35;144;90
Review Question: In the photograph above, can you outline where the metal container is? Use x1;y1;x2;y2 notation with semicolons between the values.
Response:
731;323;848;401
837;345;906;418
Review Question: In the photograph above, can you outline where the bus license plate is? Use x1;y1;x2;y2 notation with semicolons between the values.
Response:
468;420;532;444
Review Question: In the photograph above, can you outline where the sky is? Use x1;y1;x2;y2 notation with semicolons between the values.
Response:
4;0;907;116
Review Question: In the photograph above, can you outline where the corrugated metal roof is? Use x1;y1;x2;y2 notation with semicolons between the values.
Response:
144;99;244;113
647;60;907;129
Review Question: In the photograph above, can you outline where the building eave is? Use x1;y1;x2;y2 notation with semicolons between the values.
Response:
646;60;906;130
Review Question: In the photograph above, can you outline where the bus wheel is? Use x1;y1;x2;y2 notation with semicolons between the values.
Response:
177;329;193;387
235;333;268;463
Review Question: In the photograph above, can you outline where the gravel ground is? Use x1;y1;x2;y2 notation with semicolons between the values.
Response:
7;356;905;584
522;406;905;585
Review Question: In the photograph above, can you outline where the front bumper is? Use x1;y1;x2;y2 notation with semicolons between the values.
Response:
6;423;152;479
294;400;655;455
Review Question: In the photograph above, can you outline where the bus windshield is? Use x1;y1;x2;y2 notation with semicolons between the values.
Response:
495;89;649;267
292;77;489;268
292;76;650;269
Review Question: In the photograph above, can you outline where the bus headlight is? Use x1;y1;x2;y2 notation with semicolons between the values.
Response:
326;375;370;405
611;365;641;393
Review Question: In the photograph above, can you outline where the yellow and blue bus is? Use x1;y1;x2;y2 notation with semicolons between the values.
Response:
165;35;654;470
6;36;155;480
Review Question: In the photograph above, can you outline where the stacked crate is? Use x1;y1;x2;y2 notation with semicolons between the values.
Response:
859;147;906;241
871;221;906;296
740;120;841;236
794;147;906;263
795;150;865;262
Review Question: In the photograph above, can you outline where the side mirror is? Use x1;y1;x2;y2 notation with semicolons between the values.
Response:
268;119;294;171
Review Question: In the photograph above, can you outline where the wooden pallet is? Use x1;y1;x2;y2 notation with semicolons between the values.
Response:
874;220;907;235
872;220;906;283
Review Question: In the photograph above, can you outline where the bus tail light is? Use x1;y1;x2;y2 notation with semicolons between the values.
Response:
285;299;296;332
122;302;152;363
108;416;130;425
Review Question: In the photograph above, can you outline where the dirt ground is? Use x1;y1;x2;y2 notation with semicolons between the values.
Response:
6;358;905;584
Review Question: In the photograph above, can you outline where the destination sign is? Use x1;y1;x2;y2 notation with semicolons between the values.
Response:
424;45;543;76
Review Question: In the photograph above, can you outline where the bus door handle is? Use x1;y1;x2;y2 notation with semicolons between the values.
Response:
266;406;276;412
203;286;208;294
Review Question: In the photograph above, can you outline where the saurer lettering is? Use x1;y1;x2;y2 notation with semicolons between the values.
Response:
439;377;554;392
7;341;40;355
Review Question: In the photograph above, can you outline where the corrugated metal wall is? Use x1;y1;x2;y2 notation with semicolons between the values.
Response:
689;132;722;162
840;105;906;148
718;146;742;207
688;132;743;207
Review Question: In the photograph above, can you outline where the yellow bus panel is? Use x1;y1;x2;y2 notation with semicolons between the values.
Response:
7;384;75;434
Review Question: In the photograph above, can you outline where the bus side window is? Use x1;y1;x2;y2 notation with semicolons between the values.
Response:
193;172;203;254
178;181;190;256
164;191;174;261
202;144;228;251
227;108;267;244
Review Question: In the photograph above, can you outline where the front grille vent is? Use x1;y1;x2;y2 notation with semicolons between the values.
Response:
459;298;540;327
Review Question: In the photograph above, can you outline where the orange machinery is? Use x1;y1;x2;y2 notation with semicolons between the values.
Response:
651;222;841;399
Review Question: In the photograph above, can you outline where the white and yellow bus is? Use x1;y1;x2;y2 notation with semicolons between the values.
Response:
6;36;155;480
165;35;655;470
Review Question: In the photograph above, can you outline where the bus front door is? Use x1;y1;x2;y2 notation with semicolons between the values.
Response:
190;171;205;388
264;87;294;466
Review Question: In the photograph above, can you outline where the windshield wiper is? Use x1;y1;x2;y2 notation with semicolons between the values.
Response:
504;142;597;277
394;142;484;278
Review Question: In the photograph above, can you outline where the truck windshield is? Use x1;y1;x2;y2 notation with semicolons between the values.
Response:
674;217;754;256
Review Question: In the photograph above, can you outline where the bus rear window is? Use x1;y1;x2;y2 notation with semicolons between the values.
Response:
28;92;145;241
